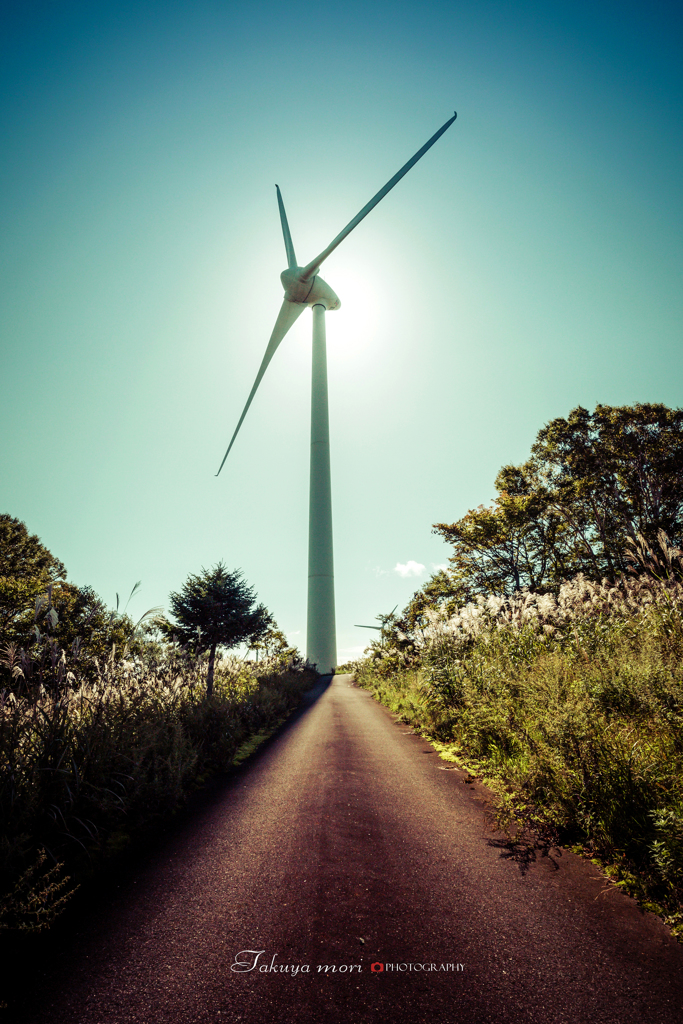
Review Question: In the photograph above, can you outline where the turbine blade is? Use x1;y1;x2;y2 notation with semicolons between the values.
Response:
215;299;305;475
301;111;457;279
276;185;297;269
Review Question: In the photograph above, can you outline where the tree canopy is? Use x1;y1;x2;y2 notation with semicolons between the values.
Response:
0;514;147;684
0;514;66;584
163;563;270;695
0;515;66;640
431;403;683;603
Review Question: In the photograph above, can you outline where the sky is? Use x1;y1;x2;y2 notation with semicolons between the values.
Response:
1;0;682;662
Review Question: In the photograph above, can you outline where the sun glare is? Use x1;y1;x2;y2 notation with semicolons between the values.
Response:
323;256;390;363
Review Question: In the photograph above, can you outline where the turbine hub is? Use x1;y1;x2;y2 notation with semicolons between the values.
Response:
280;267;340;311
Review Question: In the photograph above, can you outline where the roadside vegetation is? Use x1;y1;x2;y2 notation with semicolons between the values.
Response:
354;404;683;935
0;516;315;936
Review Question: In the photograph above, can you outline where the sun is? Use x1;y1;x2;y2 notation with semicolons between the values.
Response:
322;256;386;361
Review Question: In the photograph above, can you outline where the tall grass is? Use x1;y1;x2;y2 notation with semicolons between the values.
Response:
355;575;683;933
0;648;316;933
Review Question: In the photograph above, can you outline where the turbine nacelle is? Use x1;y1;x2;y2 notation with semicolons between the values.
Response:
280;267;341;311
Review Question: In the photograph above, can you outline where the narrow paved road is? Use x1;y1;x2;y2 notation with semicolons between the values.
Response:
17;675;683;1023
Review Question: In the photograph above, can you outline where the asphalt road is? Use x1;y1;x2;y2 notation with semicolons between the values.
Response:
14;674;683;1024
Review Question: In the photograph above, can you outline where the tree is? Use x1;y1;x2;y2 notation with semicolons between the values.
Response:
248;614;296;662
0;515;66;584
0;515;66;640
163;563;269;695
38;583;144;666
432;403;683;598
434;472;569;597
530;403;683;577
0;515;154;686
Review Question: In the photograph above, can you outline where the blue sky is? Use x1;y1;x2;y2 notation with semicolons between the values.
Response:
1;0;682;660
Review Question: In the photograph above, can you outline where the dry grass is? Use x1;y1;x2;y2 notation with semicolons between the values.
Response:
0;648;316;932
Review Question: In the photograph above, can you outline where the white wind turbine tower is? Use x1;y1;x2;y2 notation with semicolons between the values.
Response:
216;112;457;673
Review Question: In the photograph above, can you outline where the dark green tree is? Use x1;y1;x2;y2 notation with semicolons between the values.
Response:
163;563;269;695
0;515;66;641
432;403;683;598
433;473;568;597
0;514;151;685
530;403;683;577
0;514;66;584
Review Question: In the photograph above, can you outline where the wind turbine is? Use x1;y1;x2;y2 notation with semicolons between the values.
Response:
355;605;398;631
217;112;457;673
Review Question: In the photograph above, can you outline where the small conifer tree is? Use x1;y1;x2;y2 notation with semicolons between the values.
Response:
164;563;269;695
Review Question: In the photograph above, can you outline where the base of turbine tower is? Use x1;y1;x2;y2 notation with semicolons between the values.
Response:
306;574;337;674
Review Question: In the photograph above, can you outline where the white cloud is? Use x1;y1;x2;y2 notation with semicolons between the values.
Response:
394;560;426;578
432;562;449;572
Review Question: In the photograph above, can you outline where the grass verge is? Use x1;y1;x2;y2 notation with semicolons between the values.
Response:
354;595;683;939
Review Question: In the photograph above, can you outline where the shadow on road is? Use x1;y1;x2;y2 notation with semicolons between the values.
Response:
486;835;562;875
